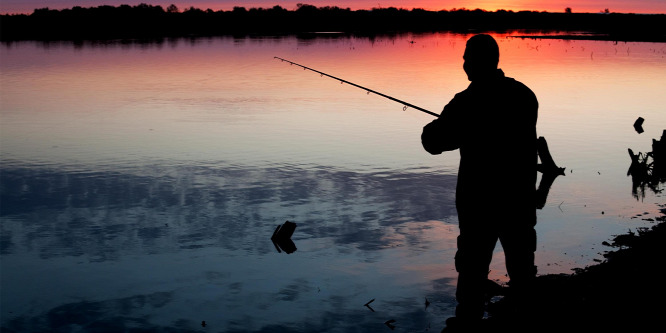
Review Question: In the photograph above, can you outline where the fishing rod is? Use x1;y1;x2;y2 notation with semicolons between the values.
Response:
274;56;440;118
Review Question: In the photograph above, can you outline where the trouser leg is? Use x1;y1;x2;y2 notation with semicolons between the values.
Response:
497;212;537;321
499;213;537;290
454;223;498;320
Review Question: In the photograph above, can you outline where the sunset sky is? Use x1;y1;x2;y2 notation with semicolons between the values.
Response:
2;0;666;14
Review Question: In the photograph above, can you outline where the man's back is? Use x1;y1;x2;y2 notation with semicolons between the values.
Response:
424;69;538;209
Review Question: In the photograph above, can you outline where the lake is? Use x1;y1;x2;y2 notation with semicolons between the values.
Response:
1;32;665;332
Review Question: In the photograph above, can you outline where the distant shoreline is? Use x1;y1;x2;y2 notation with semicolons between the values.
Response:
2;4;665;42
508;33;666;43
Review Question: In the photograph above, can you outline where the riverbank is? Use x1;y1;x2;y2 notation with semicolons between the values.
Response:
485;205;666;332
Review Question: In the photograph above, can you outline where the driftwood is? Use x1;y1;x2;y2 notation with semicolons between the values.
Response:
634;117;645;133
627;130;666;199
537;136;565;175
271;221;297;254
627;148;648;178
536;136;565;209
653;130;666;176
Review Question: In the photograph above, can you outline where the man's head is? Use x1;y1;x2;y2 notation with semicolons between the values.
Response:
463;34;500;81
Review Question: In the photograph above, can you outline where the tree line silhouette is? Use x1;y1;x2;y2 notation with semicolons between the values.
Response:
1;3;665;41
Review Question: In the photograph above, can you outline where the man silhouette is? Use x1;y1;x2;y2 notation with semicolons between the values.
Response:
421;34;538;330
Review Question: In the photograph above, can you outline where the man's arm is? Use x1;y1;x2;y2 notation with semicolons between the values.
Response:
421;94;464;155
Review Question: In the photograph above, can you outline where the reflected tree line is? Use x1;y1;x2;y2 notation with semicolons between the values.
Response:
1;3;665;41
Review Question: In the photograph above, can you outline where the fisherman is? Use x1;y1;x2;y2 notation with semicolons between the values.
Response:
421;34;538;330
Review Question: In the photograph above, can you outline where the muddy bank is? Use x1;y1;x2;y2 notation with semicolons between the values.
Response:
486;205;666;332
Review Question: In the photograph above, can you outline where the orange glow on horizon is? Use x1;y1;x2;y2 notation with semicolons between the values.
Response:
1;1;665;15
186;0;666;14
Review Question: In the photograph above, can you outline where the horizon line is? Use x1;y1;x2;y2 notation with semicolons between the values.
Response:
1;4;664;16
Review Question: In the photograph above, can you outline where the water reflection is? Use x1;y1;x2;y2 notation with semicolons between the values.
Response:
5;292;178;333
2;32;665;332
1;163;461;332
1;163;457;259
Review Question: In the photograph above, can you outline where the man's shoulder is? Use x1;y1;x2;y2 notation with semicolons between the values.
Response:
504;75;528;87
454;83;475;98
503;76;536;96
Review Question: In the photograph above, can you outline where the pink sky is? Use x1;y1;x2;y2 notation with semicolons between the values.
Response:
2;0;665;14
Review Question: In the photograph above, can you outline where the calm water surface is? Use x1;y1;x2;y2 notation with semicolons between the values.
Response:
1;32;665;332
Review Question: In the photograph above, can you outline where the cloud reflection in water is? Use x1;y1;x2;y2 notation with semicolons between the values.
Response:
1;162;459;332
1;163;457;258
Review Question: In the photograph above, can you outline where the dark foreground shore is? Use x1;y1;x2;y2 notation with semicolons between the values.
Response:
483;205;666;333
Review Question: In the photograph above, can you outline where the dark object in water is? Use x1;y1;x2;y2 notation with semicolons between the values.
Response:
627;148;649;177
536;136;565;175
653;130;666;177
627;130;666;200
271;221;297;254
634;117;645;134
364;298;376;312
384;319;396;330
536;136;566;209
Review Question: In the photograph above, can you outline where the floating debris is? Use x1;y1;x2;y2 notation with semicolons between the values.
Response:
364;298;375;312
271;221;297;254
627;130;666;200
536;136;566;209
633;117;645;134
